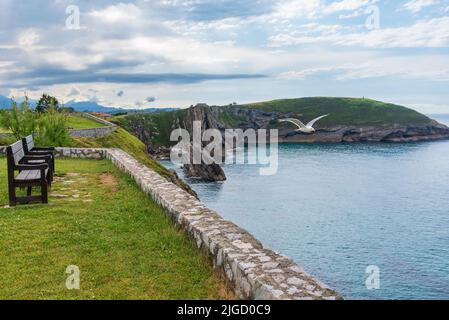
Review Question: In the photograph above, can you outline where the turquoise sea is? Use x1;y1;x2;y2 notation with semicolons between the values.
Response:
162;114;449;300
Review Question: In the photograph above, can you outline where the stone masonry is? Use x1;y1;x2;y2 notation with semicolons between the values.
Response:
69;113;118;138
69;126;117;138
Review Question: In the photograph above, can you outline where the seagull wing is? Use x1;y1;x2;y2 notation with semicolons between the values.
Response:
279;118;307;129
306;114;330;128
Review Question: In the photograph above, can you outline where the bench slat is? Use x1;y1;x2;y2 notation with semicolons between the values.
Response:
24;135;35;151
15;169;47;181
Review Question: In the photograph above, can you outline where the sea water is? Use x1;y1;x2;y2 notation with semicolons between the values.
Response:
162;115;449;299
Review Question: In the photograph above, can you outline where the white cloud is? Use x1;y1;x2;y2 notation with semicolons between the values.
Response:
89;3;142;23
272;0;321;19
279;66;351;80
269;0;376;20
269;17;449;48
278;54;449;81
18;28;40;47
403;0;441;13
324;0;377;14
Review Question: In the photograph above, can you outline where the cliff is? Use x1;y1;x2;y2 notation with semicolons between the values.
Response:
115;97;449;148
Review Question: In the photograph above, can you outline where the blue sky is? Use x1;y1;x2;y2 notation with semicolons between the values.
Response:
1;0;449;112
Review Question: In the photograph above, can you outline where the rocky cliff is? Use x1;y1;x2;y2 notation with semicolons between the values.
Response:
165;104;449;144
117;98;449;148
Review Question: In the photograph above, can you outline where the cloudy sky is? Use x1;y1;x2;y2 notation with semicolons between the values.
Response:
1;0;449;112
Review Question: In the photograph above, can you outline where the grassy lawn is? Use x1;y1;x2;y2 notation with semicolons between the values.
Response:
67;115;107;129
0;157;233;300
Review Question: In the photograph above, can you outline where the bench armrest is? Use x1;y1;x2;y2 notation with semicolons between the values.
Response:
32;147;55;151
15;163;49;171
28;150;55;156
23;155;52;162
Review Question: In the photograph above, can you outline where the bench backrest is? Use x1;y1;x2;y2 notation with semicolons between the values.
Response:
7;140;25;166
6;141;25;182
23;135;35;153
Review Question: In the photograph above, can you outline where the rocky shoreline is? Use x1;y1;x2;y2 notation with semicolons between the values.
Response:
119;103;449;181
147;105;449;156
278;121;449;143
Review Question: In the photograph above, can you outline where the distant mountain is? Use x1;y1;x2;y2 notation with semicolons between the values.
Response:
65;100;178;114
0;95;11;109
0;95;37;109
0;95;177;114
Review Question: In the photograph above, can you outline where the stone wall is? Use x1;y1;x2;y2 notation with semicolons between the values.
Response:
81;112;116;127
0;145;342;300
54;147;107;159
69;113;118;138
69;126;117;138
0;146;107;159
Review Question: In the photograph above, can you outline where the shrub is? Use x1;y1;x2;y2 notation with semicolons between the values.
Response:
35;107;72;147
0;97;37;139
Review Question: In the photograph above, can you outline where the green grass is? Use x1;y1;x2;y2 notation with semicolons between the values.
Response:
0;114;106;137
114;109;189;146
72;128;195;195
218;109;247;128
0;157;233;300
67;115;107;129
244;97;432;126
0;134;15;146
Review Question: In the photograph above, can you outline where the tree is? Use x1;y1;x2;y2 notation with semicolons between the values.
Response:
36;94;60;113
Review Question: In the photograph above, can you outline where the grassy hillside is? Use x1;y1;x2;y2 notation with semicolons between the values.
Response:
112;109;189;147
72;128;195;195
67;114;107;129
244;97;432;126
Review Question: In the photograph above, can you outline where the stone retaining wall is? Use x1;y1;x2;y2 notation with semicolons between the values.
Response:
54;147;107;159
69;126;117;138
0;145;341;300
81;112;116;127
0;146;107;159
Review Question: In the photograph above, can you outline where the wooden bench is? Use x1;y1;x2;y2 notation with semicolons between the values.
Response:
22;135;55;173
6;141;53;206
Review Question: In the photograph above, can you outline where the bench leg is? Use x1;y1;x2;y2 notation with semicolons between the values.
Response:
8;185;17;207
41;181;48;204
47;172;52;189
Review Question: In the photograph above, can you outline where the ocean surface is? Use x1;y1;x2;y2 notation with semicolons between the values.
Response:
161;114;449;300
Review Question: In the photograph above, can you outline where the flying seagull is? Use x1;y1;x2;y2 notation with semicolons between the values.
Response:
278;114;330;133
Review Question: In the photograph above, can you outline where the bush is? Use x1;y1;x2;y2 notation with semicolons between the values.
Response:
35;107;72;147
0;97;37;139
0;97;73;147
